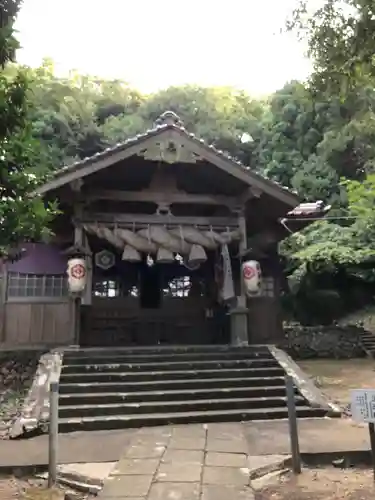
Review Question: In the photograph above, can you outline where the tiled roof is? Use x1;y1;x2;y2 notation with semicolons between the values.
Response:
42;111;330;220
51;111;298;197
287;201;331;217
53;121;170;179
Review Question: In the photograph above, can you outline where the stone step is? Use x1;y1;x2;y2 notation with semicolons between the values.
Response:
55;345;329;433
62;357;279;374
63;345;271;356
58;395;306;418
57;405;326;432
63;350;274;365
58;385;296;405
59;367;284;384
58;375;286;394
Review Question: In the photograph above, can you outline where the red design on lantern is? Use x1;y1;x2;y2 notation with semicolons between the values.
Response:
243;265;255;280
71;263;86;279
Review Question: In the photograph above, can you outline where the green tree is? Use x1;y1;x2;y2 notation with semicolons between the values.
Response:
25;60;144;164
287;0;375;96
0;1;55;257
102;85;265;166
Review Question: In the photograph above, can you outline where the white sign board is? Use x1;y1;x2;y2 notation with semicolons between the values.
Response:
351;389;375;423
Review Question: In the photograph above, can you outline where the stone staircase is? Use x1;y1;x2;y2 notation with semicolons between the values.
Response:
57;345;327;432
360;330;375;357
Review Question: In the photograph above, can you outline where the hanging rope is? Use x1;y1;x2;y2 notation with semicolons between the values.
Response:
83;223;240;261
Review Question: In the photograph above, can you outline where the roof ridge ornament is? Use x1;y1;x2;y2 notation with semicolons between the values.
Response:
155;110;184;128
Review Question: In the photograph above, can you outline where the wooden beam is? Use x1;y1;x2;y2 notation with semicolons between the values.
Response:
72;203;84;346
239;186;262;204
70;179;83;192
79;212;239;229
81;232;92;306
240;229;281;256
173;129;299;207
34;135;162;195
34;126;300;209
84;189;238;207
73;204;84;247
238;211;248;299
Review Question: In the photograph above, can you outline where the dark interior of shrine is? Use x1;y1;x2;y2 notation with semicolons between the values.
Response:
79;235;235;346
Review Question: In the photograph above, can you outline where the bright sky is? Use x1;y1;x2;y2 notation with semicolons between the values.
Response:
15;0;313;96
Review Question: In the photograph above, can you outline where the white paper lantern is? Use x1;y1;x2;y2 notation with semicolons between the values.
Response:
242;260;262;296
67;257;87;294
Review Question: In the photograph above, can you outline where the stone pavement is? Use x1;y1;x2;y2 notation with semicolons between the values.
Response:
0;417;370;470
244;417;370;455
0;429;133;468
98;423;260;499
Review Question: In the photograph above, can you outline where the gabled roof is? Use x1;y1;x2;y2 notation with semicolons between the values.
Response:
34;111;331;221
35;111;300;207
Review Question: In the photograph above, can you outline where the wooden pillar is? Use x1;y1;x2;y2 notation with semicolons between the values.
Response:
0;264;8;343
271;245;285;343
229;211;249;346
72;205;84;346
81;231;92;306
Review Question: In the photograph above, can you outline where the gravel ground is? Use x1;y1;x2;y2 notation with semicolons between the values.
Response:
298;358;375;407
255;467;375;500
0;476;87;500
0;352;41;439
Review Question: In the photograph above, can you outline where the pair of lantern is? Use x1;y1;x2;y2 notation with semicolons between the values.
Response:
67;256;262;296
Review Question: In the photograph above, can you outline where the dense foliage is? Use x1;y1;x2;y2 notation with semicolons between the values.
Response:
4;0;375;322
0;0;55;258
279;0;375;322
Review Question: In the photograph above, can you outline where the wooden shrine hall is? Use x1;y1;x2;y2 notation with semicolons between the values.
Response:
0;111;329;348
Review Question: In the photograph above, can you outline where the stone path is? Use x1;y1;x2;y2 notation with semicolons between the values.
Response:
98;423;257;499
0;429;133;469
0;418;370;470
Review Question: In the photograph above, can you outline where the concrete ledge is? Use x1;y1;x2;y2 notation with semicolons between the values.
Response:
301;450;374;467
268;345;342;417
0;463;48;477
10;348;65;439
0;450;373;478
248;455;291;480
0;343;68;352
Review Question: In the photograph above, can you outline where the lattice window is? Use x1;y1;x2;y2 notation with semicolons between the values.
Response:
7;273;67;298
260;277;275;297
93;279;121;298
163;276;191;298
93;278;139;298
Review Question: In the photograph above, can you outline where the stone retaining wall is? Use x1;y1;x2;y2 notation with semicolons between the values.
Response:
281;325;367;359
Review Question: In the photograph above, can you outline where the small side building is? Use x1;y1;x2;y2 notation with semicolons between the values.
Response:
0;112;328;348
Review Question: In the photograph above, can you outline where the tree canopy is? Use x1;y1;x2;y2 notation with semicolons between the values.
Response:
0;0;55;258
